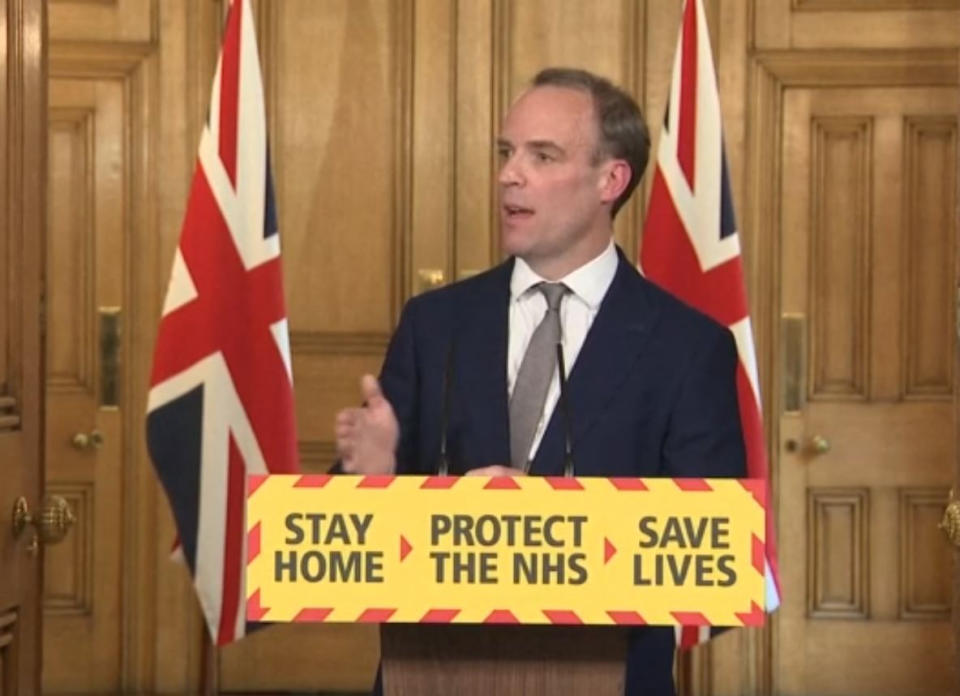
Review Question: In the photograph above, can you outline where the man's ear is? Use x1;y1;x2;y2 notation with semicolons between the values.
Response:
598;159;632;206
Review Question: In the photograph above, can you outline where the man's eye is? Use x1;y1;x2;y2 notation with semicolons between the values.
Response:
497;148;511;160
534;152;553;163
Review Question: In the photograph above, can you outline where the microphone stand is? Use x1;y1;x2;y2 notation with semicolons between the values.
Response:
437;339;456;476
556;343;574;478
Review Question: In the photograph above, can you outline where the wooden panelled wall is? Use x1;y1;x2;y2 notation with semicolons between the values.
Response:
43;0;959;694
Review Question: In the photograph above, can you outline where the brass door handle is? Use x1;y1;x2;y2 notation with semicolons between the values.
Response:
417;269;445;293
810;435;830;455
784;435;831;456
940;492;960;547
72;429;104;450
12;496;75;546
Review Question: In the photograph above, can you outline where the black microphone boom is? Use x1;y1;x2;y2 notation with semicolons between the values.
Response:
556;343;575;478
437;339;456;476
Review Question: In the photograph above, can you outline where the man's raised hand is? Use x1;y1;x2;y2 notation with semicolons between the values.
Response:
334;374;399;475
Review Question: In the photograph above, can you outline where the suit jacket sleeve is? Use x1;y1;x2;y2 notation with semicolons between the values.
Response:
378;298;423;475
661;325;746;479
326;300;421;476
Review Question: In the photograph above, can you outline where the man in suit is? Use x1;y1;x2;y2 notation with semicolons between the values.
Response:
335;67;745;696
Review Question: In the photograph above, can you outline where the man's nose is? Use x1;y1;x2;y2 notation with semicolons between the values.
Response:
498;155;523;186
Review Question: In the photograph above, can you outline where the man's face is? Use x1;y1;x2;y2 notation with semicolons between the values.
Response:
497;86;611;270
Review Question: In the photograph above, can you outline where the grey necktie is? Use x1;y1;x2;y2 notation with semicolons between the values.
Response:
509;282;568;472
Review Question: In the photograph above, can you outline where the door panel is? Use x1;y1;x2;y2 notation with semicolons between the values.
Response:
0;0;46;694
42;72;129;693
778;85;957;695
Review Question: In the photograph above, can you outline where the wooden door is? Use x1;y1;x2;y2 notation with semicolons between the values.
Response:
43;2;154;692
43;70;129;692
778;83;957;694
0;0;46;694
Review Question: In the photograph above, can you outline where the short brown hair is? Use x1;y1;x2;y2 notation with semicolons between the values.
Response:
532;67;650;218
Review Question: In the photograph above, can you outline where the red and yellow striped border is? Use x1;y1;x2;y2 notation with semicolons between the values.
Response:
246;475;766;628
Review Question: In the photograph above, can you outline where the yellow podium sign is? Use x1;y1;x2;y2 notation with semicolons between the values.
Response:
245;475;765;627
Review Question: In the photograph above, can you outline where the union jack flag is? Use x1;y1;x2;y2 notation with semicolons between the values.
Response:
639;0;781;649
146;0;299;645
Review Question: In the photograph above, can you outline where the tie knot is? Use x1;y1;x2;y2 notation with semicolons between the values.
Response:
538;282;567;311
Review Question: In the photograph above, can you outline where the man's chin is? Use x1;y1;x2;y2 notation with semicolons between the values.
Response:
500;226;535;258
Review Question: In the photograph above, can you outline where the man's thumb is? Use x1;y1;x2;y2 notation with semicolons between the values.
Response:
360;374;384;406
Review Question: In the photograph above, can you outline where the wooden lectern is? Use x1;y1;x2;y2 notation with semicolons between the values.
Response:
380;624;627;695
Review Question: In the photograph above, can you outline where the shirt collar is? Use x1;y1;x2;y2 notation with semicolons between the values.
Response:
510;239;618;310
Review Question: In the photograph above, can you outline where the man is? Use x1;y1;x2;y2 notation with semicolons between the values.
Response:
335;67;745;696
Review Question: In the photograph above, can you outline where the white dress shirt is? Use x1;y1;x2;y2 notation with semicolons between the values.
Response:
507;240;618;461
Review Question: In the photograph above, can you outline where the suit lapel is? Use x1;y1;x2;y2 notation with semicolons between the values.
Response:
455;259;513;468
530;252;655;475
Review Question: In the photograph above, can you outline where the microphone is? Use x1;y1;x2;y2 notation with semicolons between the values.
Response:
555;343;574;478
437;339;456;476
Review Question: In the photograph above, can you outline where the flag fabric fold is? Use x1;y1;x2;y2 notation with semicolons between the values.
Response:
146;0;299;646
639;0;781;649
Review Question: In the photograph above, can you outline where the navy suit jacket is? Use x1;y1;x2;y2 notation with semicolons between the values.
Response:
374;247;746;695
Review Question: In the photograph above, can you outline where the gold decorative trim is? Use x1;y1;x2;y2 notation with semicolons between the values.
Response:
782;314;806;412
417;269;445;294
938;489;960;546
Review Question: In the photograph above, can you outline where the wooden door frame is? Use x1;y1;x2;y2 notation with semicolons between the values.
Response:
954;42;960;693
1;0;47;692
41;3;220;687
745;47;959;695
